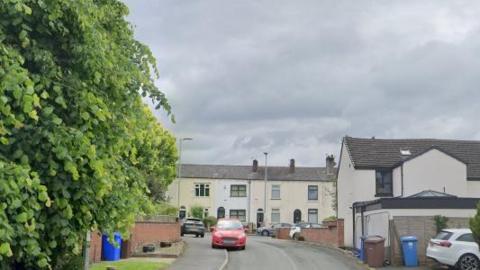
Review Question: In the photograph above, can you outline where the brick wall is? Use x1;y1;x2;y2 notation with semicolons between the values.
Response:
390;216;469;266
88;220;180;262
299;219;344;247
276;228;291;239
126;221;181;256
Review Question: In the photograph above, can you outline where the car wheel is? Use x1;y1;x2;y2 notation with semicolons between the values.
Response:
201;234;205;238
240;245;246;250
181;232;184;236
458;254;480;270
262;230;269;236
211;244;216;249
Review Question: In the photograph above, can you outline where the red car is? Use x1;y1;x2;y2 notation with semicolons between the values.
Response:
211;219;247;250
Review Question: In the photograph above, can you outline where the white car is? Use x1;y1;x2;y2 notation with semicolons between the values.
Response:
427;228;480;270
289;223;322;240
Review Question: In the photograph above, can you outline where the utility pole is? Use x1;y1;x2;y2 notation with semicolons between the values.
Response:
263;152;268;225
82;231;91;270
177;137;193;207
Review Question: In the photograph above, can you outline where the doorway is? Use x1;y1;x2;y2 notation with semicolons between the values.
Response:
256;208;264;228
293;209;301;223
217;207;225;219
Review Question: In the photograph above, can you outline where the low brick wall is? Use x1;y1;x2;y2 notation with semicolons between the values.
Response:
276;228;291;239
299;219;344;247
89;219;181;262
126;221;181;257
390;216;469;266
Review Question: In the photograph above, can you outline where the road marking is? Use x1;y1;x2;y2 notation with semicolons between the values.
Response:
257;240;298;270
219;248;229;270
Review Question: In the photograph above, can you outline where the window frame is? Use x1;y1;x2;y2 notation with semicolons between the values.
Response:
195;183;210;197
271;208;280;223
308;185;318;200
375;169;393;197
307;208;318;224
229;209;246;222
230;184;247;197
271;184;281;200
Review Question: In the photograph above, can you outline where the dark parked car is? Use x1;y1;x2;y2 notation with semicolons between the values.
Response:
257;223;292;236
181;218;205;237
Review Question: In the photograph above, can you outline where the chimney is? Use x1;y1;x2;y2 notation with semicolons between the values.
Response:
252;159;258;172
289;159;295;173
326;155;336;175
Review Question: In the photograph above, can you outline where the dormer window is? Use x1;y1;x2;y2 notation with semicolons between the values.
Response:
376;170;393;197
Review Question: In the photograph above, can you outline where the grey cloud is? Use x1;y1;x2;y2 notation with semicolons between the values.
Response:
127;0;480;166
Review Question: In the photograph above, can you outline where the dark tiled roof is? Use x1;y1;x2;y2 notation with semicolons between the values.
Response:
344;136;480;180
179;164;336;181
408;190;457;198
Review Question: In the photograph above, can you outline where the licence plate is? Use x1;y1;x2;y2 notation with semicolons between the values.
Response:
224;240;236;245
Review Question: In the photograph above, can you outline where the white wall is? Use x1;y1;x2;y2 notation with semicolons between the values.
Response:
250;180;334;226
338;142;378;247
214;179;250;221
401;149;467;196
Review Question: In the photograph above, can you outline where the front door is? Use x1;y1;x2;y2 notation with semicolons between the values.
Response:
293;209;301;223
256;211;264;227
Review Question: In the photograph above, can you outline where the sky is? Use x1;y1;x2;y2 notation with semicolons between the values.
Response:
123;0;480;167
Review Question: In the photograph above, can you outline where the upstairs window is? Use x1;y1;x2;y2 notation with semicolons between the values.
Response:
230;209;246;222
195;183;210;197
375;170;392;197
308;185;318;200
230;185;247;197
271;184;281;200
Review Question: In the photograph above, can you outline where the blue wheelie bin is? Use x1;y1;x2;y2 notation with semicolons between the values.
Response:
102;233;122;261
359;236;367;262
400;236;418;267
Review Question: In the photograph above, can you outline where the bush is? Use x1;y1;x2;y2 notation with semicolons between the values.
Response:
190;205;204;219
323;216;337;222
203;216;217;227
151;203;178;216
434;215;449;234
470;203;480;243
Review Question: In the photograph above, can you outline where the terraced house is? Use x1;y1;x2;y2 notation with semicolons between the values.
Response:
167;157;337;227
337;136;480;264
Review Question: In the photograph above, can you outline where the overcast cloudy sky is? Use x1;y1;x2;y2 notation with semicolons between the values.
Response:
124;0;480;167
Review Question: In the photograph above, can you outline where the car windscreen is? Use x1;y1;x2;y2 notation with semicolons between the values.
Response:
217;220;243;230
434;231;453;240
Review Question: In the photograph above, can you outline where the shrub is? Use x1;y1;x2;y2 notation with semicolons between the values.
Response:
190;205;204;219
434;215;449;234
203;216;217;227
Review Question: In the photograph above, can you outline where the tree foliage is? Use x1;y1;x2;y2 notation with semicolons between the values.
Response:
190;205;204;219
470;203;480;243
0;0;177;268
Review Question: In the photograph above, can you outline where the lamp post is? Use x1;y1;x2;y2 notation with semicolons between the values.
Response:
263;152;268;225
177;137;193;207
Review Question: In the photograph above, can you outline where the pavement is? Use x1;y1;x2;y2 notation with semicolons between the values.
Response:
168;234;366;270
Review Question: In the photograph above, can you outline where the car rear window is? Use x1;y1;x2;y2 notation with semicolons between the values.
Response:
217;220;243;230
434;231;453;240
456;233;475;242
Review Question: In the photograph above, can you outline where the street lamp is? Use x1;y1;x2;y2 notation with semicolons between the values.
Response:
263;152;268;225
177;137;193;207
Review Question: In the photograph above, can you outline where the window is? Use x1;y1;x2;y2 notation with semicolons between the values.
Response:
230;185;247;197
375;170;393;196
308;209;318;224
271;184;280;199
195;183;210;197
434;231;453;240
229;209;246;222
271;209;280;223
456;233;475;242
308;185;318;200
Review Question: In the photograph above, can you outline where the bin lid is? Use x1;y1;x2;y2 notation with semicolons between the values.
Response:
364;235;385;243
400;236;417;242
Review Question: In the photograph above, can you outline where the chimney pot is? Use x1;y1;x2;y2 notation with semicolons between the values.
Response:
252;159;258;172
289;159;295;173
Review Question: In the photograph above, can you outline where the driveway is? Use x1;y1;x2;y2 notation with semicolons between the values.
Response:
169;234;365;270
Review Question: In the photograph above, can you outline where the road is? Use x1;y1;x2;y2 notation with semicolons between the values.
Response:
169;234;365;270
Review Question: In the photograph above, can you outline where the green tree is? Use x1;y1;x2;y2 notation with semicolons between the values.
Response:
190;205;204;219
470;203;480;243
0;0;177;268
